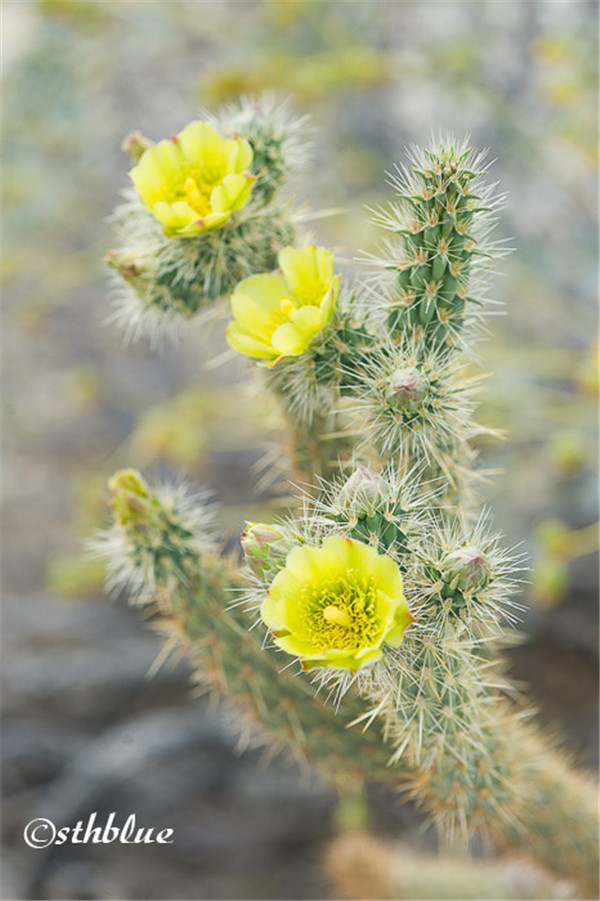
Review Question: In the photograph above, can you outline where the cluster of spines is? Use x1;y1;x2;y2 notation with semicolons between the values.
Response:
367;140;504;349
341;336;487;498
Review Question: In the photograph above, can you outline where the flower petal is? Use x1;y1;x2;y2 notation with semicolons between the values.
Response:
211;172;257;214
385;606;414;647
279;244;334;306
225;137;254;173
270;322;307;356
319;275;340;326
178;120;223;165
151;200;197;235
283;544;325;582
230;273;287;332
273;633;317;657
374;551;406;600
278;245;317;290
291;304;322;338
226;323;277;360
261;591;285;631
302;647;383;671
131;139;183;196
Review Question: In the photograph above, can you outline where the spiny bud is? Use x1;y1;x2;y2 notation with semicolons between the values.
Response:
385;367;427;412
442;544;490;593
109;469;153;526
121;130;153;161
241;522;285;575
336;466;389;518
104;249;155;285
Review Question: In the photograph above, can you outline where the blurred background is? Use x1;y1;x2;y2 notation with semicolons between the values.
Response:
2;1;598;899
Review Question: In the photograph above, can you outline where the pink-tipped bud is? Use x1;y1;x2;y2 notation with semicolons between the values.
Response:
385;367;427;412
121;130;153;161
442;544;490;593
337;466;389;517
241;522;284;574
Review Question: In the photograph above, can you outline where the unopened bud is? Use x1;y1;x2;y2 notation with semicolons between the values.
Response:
337;466;389;518
385;367;427;412
442;544;490;593
109;469;152;526
122;130;153;161
104;249;155;285
241;522;285;574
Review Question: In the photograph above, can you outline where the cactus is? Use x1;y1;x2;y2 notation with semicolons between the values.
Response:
95;104;598;897
324;831;575;900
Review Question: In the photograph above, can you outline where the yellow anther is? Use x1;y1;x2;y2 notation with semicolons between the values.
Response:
182;176;207;213
323;605;352;627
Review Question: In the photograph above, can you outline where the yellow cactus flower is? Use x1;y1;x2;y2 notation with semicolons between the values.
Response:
129;121;256;237
226;244;340;366
261;536;412;671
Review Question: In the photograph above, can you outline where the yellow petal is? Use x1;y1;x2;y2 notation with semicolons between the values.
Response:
232;273;287;316
192;211;230;232
225;137;254;173
132;138;182;189
226;323;277;360
261;590;285;631
373;551;406;600
278;245;319;294
317;536;355;573
151;200;195;233
314;244;334;284
230;274;287;340
273;633;317;657
268;567;312;639
291;304;322;338
283;544;325;583
319;276;340;326
352;647;384;666
178;120;223;165
211;172;256;214
170;200;198;222
270;322;307;356
385;606;414;647
302;647;383;671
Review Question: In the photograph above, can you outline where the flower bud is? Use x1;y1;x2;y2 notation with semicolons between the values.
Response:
241;522;285;574
121;130;153;161
336;466;389;518
104;249;155;286
109;469;152;526
442;544;490;593
385;366;427;412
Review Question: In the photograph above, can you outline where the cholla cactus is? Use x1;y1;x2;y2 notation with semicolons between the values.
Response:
95;103;598;897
